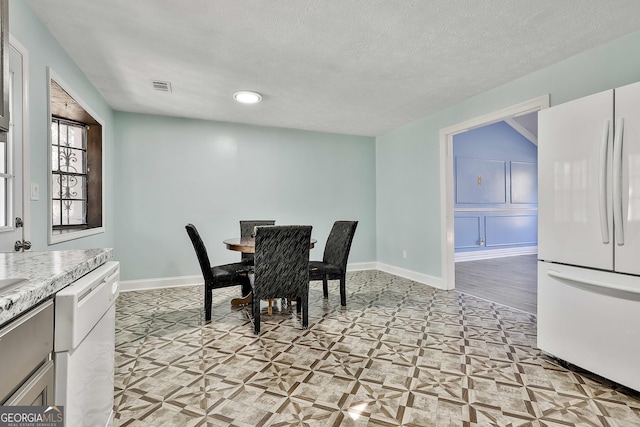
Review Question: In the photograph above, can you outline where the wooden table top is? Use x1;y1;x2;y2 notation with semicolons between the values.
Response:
223;237;317;254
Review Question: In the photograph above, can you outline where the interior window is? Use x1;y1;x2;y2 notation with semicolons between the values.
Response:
49;73;104;243
51;118;88;227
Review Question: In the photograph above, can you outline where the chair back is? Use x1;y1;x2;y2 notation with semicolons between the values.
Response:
240;220;275;262
323;221;358;270
254;225;312;300
185;224;213;285
240;220;276;238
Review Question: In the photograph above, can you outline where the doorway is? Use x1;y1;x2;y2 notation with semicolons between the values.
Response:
439;95;549;294
451;116;539;313
0;38;29;252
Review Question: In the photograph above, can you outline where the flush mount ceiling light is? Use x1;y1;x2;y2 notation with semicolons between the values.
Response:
233;90;262;104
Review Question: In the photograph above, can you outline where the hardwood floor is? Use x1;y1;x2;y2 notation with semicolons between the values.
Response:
455;254;537;314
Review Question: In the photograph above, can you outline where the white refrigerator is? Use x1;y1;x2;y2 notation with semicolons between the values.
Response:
538;80;640;392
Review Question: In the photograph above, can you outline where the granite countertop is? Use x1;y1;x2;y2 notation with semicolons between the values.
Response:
0;249;113;326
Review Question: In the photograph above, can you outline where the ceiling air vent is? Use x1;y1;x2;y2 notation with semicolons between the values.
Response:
152;80;172;92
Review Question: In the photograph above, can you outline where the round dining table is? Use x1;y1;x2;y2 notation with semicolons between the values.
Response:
223;237;317;307
223;237;317;253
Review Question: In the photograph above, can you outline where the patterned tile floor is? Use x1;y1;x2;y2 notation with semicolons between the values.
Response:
114;270;640;426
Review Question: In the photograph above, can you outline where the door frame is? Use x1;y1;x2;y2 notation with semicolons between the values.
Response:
9;35;30;244
439;95;549;290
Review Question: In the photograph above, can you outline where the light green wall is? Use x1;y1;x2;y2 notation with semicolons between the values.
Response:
114;113;376;280
10;1;116;251
376;30;640;278
15;0;640;284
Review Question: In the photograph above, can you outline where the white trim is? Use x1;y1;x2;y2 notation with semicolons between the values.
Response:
47;68;106;245
439;119;455;290
439;95;550;291
376;262;445;289
5;36;30;243
455;246;538;262
120;261;444;293
505;117;538;146
347;261;377;271
120;275;203;292
50;227;105;243
11;37;30;243
454;207;538;212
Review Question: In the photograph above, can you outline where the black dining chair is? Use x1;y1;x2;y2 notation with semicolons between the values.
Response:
309;221;358;306
239;220;275;265
251;225;312;334
185;224;251;322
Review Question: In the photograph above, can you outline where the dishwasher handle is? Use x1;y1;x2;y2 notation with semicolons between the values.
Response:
77;264;120;303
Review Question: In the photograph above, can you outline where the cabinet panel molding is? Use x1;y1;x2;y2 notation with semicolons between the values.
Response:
511;161;538;204
485;214;538;247
454;216;482;249
455;157;506;204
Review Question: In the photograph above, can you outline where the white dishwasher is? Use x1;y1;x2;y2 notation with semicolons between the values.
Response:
55;261;120;427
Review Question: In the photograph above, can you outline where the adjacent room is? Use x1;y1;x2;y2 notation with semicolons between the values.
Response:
453;117;539;314
2;1;640;426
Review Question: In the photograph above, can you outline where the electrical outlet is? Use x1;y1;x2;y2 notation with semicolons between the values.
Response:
402;250;407;259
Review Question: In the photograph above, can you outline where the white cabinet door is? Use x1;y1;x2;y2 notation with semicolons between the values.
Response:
615;81;640;275
538;89;613;270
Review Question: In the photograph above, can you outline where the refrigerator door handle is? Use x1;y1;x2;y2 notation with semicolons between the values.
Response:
613;117;625;246
548;269;640;295
599;120;610;244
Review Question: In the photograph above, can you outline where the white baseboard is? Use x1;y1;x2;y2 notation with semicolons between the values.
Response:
455;246;537;262
376;262;445;290
120;262;379;292
120;274;202;292
120;262;448;292
347;262;377;271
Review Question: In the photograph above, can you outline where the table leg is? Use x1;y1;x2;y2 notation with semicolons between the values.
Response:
231;292;252;307
240;273;252;296
231;273;253;307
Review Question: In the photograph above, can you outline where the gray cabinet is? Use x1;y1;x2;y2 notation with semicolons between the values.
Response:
4;361;54;406
0;0;8;131
0;300;55;405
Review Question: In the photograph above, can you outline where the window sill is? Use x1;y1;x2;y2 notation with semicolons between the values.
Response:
49;226;104;244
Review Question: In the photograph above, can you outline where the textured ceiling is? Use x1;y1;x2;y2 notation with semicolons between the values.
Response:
24;0;640;137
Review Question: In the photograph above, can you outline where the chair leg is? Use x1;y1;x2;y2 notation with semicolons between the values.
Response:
205;285;212;322
322;276;329;298
253;296;261;334
302;293;308;329
296;296;301;314
339;275;346;306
